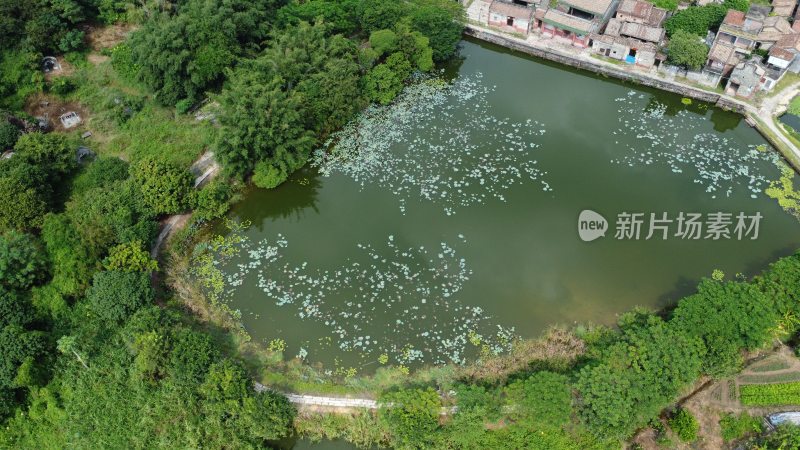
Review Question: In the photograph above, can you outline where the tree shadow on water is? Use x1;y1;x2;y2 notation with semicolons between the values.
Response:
230;166;322;233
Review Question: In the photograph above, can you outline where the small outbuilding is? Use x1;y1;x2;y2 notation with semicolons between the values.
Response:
488;1;534;35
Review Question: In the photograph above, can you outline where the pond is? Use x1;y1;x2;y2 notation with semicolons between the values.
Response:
217;37;800;370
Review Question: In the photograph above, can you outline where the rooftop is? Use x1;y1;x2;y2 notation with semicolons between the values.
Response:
707;40;737;64
616;0;667;26
543;9;595;33
619;21;664;43
722;10;745;27
489;0;535;19
561;0;614;16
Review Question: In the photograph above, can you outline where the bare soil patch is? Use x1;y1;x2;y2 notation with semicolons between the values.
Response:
43;56;76;80
24;94;90;132
86;23;138;51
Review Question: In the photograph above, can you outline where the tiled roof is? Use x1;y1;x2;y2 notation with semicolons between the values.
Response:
489;0;535;19
543;9;595;33
561;0;614;16
770;46;795;60
616;0;667;26
619;21;664;42
708;41;736;64
723;10;745;27
776;33;800;51
616;0;651;19
758;16;794;42
646;8;667;26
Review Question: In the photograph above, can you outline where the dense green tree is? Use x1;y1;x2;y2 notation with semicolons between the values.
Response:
130;156;194;215
669;408;699;442
200;359;295;444
667;30;710;70
665;4;728;36
410;0;464;62
194;180;234;222
102;240;158;272
0;120;19;151
0;325;49;389
577;312;704;438
277;0;361;35
66;181;157;258
365;52;413;104
129;0;278;105
0;231;47;291
86;270;154;324
12;132;76;182
0;160;51;231
40;213;93;296
168;328;219;384
754;253;800;320
671;279;777;376
358;0;407;34
0;51;43;110
379;387;441;449
0;289;33;329
217;22;364;179
505;371;572;428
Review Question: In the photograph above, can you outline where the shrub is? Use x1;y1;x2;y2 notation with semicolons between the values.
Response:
71;157;129;195
252;160;288;189
669;409;699;442
379;388;441;448
0;121;20;151
0;231;47;291
130;156;194;215
194;181;234;221
175;99;194;115
719;412;763;441
86;270;154;324
102;240;158;272
504;371;572;428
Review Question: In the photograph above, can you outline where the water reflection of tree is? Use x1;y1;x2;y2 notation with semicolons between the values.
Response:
642;94;742;132
238;167;322;233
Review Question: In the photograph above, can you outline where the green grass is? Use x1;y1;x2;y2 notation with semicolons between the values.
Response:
62;55;214;167
740;381;800;406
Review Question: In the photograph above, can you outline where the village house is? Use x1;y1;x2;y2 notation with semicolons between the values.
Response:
703;40;742;86
768;34;800;73
590;33;660;66
488;0;535;35
588;0;666;66
535;0;619;47
614;0;667;27
726;61;766;98
605;18;665;44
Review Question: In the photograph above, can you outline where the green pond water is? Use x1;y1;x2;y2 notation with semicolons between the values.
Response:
217;38;800;370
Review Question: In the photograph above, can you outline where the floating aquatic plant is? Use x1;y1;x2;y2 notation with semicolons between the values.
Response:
611;91;780;199
216;232;515;365
312;74;550;215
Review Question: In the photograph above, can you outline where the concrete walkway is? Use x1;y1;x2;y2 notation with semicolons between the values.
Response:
255;382;379;409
